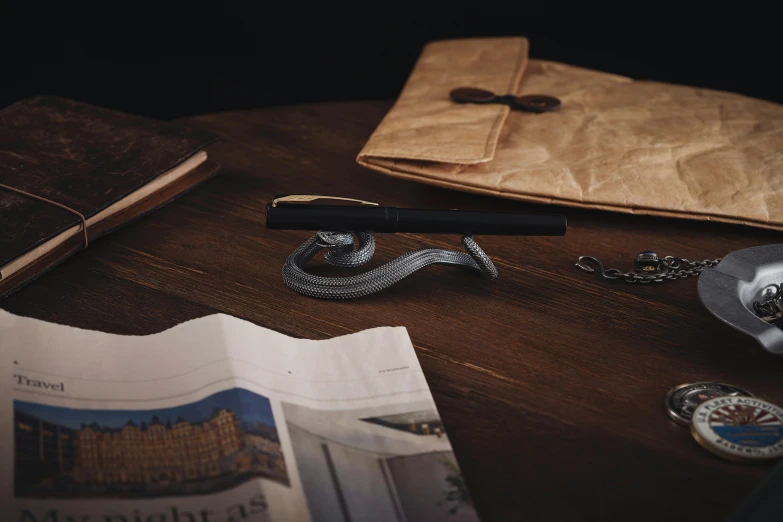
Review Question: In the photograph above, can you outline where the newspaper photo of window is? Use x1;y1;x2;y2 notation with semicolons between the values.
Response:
283;401;480;522
14;388;288;498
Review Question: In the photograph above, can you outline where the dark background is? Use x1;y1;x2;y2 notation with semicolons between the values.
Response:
2;10;780;120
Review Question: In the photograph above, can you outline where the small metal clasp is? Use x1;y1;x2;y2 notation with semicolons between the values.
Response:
575;256;622;281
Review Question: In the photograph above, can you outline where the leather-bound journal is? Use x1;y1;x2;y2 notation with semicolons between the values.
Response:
0;96;220;299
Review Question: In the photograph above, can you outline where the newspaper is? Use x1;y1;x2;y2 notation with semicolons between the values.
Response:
0;310;480;522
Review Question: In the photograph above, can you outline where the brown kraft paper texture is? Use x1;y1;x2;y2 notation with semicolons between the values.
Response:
357;37;783;231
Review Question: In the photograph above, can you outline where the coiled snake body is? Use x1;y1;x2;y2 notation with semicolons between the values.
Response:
282;231;498;299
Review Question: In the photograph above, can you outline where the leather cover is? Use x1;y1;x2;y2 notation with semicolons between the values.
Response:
357;37;783;231
0;96;219;298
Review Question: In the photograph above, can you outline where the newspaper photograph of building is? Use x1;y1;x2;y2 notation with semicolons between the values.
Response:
14;388;288;498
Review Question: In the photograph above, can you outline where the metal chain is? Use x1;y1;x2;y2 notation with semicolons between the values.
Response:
575;254;722;284
620;257;722;284
577;250;783;322
753;283;783;322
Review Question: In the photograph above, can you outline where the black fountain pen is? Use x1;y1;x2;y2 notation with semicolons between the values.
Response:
265;195;567;236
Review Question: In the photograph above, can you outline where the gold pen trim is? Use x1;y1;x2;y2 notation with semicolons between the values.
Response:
271;195;378;207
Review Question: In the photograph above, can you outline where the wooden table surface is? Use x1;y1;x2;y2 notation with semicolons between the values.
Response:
4;101;783;521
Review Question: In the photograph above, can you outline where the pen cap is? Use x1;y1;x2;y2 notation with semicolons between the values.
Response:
265;203;394;231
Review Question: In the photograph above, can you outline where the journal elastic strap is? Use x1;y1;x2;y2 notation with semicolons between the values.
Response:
0;183;89;247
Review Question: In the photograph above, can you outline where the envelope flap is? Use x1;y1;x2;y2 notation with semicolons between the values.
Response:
357;37;529;165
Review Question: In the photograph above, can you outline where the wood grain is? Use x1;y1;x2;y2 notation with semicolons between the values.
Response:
4;101;783;521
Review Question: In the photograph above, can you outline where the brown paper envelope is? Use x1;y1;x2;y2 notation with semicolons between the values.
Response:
357;37;783;231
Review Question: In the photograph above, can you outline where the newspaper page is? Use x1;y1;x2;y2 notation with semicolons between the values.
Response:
0;310;481;522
